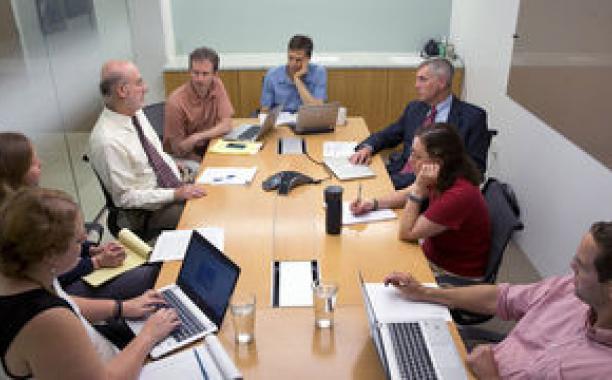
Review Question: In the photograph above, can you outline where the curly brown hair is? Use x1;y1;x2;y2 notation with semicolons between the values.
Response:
0;187;79;278
415;123;482;193
0;132;33;202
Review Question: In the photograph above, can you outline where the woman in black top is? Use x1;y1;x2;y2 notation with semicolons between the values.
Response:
0;188;179;379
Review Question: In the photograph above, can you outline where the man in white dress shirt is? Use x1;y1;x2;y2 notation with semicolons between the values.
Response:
89;60;206;238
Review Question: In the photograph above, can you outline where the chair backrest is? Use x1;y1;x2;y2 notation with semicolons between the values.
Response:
143;101;165;140
82;154;122;237
482;177;523;283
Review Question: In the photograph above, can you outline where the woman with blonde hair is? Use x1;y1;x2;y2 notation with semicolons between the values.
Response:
0;187;179;379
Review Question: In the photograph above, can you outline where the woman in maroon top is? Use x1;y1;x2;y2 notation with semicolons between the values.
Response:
351;123;490;278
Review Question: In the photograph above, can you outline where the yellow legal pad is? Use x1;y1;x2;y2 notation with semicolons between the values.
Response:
208;139;263;155
82;229;151;286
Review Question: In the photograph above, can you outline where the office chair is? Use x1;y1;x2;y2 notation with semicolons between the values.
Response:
437;177;523;325
143;101;165;140
82;154;152;240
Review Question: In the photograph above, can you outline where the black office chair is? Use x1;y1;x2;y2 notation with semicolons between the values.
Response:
143;101;165;140
437;178;523;325
82;154;152;240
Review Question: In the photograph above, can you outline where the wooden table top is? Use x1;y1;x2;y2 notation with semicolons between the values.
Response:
155;117;472;379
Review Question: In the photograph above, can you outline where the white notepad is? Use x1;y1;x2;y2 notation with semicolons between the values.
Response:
342;202;396;225
278;261;315;307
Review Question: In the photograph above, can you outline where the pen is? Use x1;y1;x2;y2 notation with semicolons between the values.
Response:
357;183;362;203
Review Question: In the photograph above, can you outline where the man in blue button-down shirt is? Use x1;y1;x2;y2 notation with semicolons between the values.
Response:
260;35;327;113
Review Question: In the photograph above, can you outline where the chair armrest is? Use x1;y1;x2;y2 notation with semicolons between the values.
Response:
84;222;104;246
436;275;484;288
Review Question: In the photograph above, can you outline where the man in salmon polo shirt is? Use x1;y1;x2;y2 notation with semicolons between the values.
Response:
164;46;235;168
384;221;612;379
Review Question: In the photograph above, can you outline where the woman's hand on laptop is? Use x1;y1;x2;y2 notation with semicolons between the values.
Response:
140;308;181;344
123;290;168;319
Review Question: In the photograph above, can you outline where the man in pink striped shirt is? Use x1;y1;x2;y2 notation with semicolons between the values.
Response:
385;221;612;379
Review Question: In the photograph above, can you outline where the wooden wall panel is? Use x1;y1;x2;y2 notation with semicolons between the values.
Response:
328;69;388;134
237;70;266;117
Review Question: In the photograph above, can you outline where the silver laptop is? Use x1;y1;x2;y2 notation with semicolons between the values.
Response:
292;103;339;134
224;105;282;141
324;156;375;180
358;273;466;380
127;231;240;359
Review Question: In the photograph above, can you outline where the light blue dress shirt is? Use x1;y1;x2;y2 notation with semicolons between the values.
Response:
434;94;453;122
260;63;327;113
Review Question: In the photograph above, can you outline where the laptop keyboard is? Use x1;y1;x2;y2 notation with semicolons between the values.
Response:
237;125;260;140
161;289;207;342
388;322;438;380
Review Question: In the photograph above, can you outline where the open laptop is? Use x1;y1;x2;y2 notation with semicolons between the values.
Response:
358;273;466;380
224;105;282;141
127;231;240;359
292;103;339;134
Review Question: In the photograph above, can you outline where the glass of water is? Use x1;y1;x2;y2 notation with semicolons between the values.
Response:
230;293;256;344
312;282;338;328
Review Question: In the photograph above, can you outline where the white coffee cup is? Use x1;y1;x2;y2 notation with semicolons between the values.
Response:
336;106;347;126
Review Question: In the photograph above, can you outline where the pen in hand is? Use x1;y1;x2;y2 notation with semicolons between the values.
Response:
357;183;362;204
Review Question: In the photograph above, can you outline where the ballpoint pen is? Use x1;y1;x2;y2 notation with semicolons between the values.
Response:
357;183;362;204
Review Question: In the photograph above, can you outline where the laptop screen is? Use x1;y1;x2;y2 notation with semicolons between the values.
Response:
177;231;240;327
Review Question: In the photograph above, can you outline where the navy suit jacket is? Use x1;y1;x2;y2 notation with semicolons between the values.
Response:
360;96;490;188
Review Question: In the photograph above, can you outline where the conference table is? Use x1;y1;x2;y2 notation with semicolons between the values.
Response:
155;117;472;379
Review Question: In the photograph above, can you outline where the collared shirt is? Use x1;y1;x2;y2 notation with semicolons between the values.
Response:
164;76;234;161
89;107;178;210
434;94;452;123
494;275;612;379
260;63;327;113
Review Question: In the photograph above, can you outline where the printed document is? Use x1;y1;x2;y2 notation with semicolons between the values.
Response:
197;167;257;185
149;228;224;262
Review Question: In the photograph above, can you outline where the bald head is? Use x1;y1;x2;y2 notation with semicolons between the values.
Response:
99;60;147;115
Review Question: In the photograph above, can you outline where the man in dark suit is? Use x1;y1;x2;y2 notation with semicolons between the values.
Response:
350;58;490;189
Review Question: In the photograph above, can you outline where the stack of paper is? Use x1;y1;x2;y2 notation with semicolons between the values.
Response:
197;167;257;185
323;141;358;158
274;112;297;126
342;202;396;225
364;283;452;322
208;140;262;155
149;228;224;262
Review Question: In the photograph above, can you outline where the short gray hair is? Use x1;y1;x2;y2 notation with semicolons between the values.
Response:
419;58;454;89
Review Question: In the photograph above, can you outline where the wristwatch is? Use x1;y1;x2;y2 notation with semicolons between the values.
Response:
406;192;425;205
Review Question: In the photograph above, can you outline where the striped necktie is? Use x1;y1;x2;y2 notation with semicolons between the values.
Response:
400;106;437;174
132;116;182;188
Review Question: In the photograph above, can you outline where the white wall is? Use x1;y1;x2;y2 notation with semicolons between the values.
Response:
450;0;612;277
127;0;167;103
